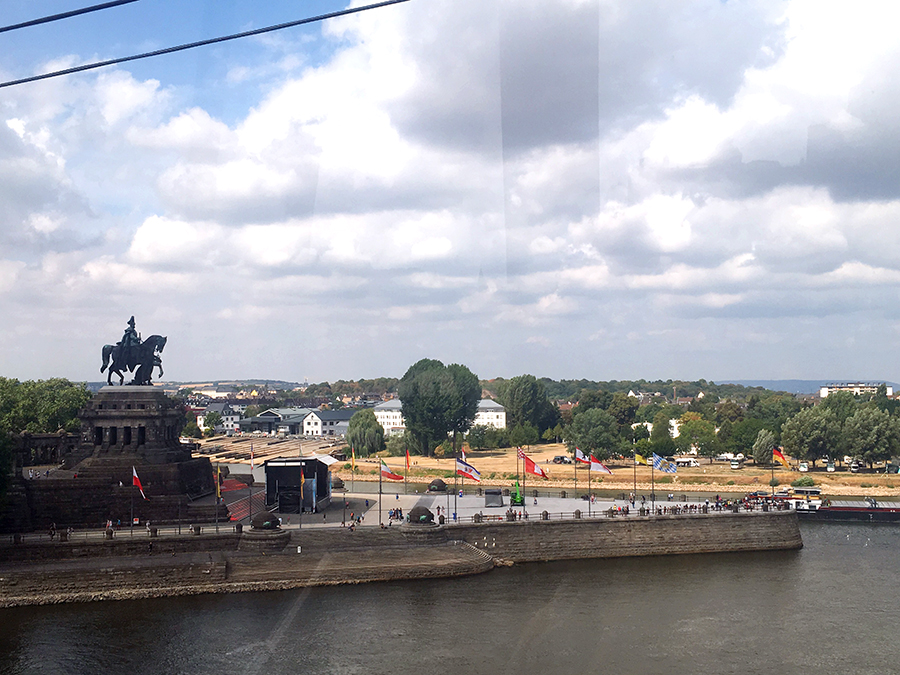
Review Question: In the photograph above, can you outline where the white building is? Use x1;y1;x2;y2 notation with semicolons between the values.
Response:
473;399;506;429
373;398;506;436
373;399;406;436
302;409;356;437
819;383;893;398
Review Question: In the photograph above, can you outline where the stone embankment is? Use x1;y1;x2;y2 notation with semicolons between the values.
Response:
0;511;801;608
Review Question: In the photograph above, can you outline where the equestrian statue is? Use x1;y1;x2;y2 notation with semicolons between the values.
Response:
100;316;167;386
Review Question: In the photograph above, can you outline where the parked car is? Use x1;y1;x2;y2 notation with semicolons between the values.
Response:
552;455;573;464
798;462;809;472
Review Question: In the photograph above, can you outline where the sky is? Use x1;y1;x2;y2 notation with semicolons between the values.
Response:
3;0;900;386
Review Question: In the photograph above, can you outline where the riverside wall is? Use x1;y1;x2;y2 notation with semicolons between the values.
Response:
0;511;801;608
449;509;803;562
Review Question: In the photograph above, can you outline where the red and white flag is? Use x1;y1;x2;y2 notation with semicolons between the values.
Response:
517;448;550;479
590;456;613;474
575;447;590;465
456;458;481;482
132;466;149;500
250;443;255;471
381;459;403;481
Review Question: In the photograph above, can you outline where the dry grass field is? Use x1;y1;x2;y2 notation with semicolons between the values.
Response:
198;437;900;497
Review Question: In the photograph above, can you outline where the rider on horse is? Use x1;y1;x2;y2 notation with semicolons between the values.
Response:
118;316;141;369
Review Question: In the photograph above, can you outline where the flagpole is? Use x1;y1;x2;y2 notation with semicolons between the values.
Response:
454;449;458;522
215;462;220;534
379;456;383;526
248;442;254;526
522;448;527;511
651;456;655;514
771;446;775;497
130;479;134;537
574;454;577;503
588;455;592;517
633;450;637;499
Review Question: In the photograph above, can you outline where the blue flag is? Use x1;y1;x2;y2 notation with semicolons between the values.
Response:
652;453;677;474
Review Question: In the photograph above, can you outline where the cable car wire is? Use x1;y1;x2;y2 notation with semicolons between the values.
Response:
0;0;411;89
0;0;140;35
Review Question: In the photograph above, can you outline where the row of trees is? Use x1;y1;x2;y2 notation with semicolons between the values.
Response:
0;378;92;500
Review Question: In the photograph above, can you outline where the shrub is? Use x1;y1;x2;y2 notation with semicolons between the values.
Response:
791;476;816;487
769;477;780;487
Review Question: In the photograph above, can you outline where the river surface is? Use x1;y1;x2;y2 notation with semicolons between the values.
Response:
2;522;899;675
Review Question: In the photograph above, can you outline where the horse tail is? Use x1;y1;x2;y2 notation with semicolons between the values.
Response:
100;344;112;372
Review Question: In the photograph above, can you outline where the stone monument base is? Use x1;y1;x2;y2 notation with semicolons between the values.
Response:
238;528;291;554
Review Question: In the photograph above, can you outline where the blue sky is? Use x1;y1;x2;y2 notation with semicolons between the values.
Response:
3;0;900;386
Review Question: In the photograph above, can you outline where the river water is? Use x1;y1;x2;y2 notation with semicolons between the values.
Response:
2;522;899;675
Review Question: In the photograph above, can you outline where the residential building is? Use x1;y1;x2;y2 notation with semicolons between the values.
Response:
373;399;506;435
303;409;356;437
473;399;506;429
819;383;893;398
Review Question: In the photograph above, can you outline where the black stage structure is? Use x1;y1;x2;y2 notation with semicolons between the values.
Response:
264;456;338;514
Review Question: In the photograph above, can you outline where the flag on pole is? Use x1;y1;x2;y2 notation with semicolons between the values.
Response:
575;447;591;465
517;448;550;479
772;447;790;469
652;453;677;474
380;458;403;481
250;443;254;471
590;456;613;474
132;466;149;500
352;448;356;471
405;448;410;471
456;458;481;482
635;453;648;465
216;465;221;500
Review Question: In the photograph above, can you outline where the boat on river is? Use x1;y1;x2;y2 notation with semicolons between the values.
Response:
795;495;900;522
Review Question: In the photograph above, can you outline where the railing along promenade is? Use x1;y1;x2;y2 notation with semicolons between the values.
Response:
0;497;792;545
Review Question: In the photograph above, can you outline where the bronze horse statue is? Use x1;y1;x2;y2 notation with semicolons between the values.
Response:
100;335;167;385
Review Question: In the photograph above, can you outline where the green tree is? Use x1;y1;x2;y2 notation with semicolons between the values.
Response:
467;425;490;450
203;411;223;433
509;423;540;447
0;378;91;500
575;389;612;414
716;400;744;425
675;416;718;461
542;423;564;443
398;359;479;457
0;377;91;434
843;406;900;468
496;374;559;433
183;418;202;438
565;408;620;460
345;409;385;456
781;406;840;467
752;428;776;465
650;411;672;444
607;392;639;430
725;417;767;455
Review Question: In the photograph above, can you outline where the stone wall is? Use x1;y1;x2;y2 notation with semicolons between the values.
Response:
450;510;802;562
0;511;802;607
0;532;240;564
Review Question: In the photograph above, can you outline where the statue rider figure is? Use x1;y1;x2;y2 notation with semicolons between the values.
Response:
118;316;141;368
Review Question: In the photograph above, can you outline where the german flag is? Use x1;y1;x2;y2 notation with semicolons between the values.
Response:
772;447;790;469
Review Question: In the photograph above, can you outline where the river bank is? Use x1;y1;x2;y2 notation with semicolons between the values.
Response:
0;510;801;608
